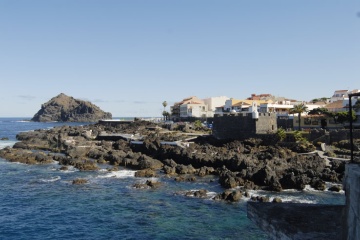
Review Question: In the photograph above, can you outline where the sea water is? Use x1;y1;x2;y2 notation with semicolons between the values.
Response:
0;118;345;240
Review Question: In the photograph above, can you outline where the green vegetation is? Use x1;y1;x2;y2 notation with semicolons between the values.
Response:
308;107;356;124
276;128;286;141
194;120;203;130
162;111;170;121
293;130;306;142
310;97;329;103
162;101;168;121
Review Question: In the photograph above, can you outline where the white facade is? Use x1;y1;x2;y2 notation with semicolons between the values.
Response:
259;103;294;116
224;99;239;111
203;96;229;112
330;90;348;103
180;103;209;118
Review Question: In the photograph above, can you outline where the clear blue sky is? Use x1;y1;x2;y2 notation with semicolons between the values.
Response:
1;0;359;117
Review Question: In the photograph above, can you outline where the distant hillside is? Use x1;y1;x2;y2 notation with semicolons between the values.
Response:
31;93;112;122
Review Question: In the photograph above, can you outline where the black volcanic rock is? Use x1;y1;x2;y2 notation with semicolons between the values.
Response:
31;93;112;122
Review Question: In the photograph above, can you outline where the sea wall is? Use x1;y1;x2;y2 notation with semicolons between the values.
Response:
343;164;360;239
247;202;344;239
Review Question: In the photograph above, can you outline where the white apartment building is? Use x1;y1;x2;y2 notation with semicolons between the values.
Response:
180;102;209;118
203;96;229;113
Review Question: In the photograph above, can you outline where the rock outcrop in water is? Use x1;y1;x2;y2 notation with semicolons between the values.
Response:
31;93;112;122
0;119;347;199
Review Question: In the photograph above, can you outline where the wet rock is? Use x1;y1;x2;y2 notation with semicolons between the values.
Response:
163;166;176;175
138;155;164;170
72;178;88;184
59;166;69;171
250;195;270;202
107;166;119;171
197;166;215;177
133;180;161;189
174;176;196;182
163;159;177;168
184;189;208;198
214;190;242;202
175;164;196;174
328;185;342;192
0;148;54;164
73;160;99;171
135;169;158;178
310;178;326;191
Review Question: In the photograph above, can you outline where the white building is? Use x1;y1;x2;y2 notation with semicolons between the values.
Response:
330;90;349;103
180;102;209;118
203;96;229;115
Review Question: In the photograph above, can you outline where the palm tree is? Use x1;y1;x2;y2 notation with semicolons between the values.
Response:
290;103;308;130
162;101;167;121
162;101;167;111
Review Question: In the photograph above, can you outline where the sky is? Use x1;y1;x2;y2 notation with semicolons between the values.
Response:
0;0;359;118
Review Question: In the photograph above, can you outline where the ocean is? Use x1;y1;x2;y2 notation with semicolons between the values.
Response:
0;118;345;240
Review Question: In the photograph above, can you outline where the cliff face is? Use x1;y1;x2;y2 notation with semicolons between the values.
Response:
31;93;112;122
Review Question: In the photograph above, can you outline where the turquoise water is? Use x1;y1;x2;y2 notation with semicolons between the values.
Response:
0;118;345;239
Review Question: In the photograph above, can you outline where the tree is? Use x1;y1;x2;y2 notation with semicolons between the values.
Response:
162;101;168;121
162;101;167;111
320;97;329;102
289;103;308;130
310;98;319;104
310;97;328;104
162;111;170;121
335;110;356;124
308;107;329;116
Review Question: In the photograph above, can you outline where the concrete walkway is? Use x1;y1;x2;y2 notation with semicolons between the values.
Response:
299;150;349;166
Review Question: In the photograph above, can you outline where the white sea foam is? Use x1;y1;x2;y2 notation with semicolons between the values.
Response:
206;191;218;198
38;176;61;183
0;141;17;149
97;170;136;179
58;166;78;173
276;196;316;204
180;189;218;200
242;189;317;204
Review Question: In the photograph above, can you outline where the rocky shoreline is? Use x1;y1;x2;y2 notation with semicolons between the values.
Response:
0;119;346;202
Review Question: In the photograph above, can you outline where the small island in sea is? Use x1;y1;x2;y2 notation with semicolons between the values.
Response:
31;93;112;122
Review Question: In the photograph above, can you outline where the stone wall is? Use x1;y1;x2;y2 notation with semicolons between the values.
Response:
330;129;360;143
307;129;360;144
277;116;293;130
212;113;277;140
343;164;360;239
